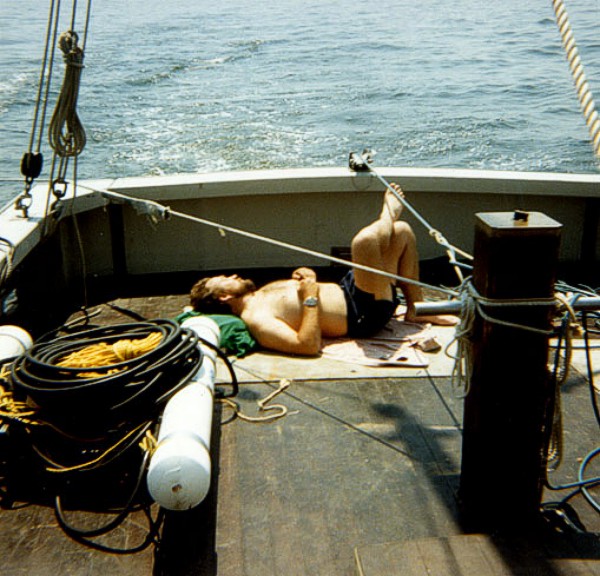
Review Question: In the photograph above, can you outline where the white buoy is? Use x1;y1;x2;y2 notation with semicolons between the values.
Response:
146;316;221;510
0;325;33;362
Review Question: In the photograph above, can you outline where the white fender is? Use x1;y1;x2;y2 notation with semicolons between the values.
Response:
0;325;33;362
146;316;220;510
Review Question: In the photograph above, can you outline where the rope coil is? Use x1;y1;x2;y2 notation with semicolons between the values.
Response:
48;30;87;158
6;320;202;470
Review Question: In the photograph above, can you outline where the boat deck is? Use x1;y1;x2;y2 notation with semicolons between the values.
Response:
1;293;600;575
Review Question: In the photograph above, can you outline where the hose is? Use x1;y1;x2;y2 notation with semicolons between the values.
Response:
10;319;201;443
5;317;205;543
4;319;209;553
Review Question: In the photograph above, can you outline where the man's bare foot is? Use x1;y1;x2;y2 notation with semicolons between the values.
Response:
405;312;459;326
380;183;404;222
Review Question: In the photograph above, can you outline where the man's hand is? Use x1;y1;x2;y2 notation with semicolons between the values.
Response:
292;267;316;281
293;268;319;302
298;276;319;301
242;267;322;356
292;267;319;302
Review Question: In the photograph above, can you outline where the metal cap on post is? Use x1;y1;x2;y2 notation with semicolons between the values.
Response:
459;211;562;532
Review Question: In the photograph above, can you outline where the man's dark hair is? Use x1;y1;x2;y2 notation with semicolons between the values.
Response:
190;277;230;314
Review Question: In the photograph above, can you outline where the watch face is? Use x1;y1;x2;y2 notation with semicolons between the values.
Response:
304;297;318;307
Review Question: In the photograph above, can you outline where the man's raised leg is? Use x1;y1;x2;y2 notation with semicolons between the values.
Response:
353;184;457;326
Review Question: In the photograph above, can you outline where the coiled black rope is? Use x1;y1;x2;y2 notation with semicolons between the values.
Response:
10;319;201;441
3;319;204;553
4;317;240;553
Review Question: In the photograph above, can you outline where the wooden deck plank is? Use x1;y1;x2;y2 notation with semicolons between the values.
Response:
355;534;600;576
210;411;245;576
0;503;156;576
2;294;600;575
207;377;468;575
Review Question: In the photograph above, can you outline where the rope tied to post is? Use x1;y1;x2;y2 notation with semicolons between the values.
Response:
446;278;582;395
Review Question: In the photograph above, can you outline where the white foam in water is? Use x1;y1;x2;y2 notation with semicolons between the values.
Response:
0;0;598;196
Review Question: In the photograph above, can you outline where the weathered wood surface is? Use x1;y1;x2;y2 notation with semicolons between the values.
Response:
460;212;562;530
355;533;600;576
1;295;599;575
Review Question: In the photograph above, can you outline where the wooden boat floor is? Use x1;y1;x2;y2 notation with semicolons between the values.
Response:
1;295;600;575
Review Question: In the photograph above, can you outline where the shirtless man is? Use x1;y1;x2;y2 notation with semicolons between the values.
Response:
190;183;456;356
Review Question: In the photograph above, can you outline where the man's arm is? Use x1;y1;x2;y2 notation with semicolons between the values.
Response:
246;306;321;356
246;270;322;356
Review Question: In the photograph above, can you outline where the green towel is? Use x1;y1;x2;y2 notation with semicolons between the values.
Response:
174;311;258;358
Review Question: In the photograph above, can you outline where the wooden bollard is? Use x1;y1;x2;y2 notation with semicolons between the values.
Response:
459;211;562;532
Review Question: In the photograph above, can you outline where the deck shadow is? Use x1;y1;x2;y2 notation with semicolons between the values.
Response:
366;389;600;575
370;399;462;518
0;427;159;571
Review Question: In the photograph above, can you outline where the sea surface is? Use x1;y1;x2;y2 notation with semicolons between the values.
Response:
1;0;599;205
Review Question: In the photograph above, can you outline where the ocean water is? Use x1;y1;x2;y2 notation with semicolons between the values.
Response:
1;0;599;205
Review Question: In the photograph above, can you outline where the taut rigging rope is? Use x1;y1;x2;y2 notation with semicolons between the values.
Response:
15;0;62;217
349;151;473;283
92;185;459;298
551;0;600;157
15;0;92;218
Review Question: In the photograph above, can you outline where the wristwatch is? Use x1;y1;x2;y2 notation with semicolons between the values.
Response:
303;296;319;307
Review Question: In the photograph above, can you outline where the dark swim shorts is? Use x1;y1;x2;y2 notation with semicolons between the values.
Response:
339;270;399;338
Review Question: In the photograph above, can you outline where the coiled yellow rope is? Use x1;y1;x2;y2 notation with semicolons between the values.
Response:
0;365;39;425
0;331;164;462
552;0;600;157
56;331;162;374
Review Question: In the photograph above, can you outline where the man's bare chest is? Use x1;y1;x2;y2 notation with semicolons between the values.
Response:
254;281;301;313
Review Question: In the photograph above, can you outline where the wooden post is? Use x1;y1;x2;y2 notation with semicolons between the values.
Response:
459;211;562;532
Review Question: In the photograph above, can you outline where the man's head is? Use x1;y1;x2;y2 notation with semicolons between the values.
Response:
190;274;256;314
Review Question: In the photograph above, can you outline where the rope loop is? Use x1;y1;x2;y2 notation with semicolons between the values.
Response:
49;30;87;159
58;31;84;67
220;379;294;423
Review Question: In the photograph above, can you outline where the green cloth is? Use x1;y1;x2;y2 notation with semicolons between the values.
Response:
174;310;258;358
